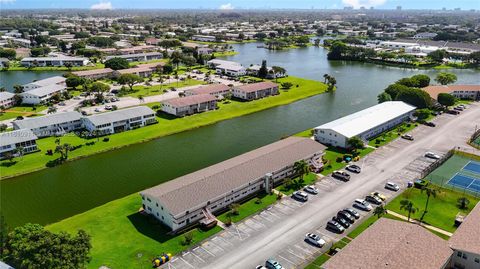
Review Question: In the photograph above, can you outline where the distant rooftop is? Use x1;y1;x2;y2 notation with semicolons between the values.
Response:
23;76;66;88
13;111;82;130
84;106;155;126
0;129;38;147
23;84;66;97
163;94;217;107
322;218;453;269
235;81;278;93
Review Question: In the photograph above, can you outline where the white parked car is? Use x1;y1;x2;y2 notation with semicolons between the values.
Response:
104;105;113;110
292;191;308;202
304;185;318;194
353;199;373;211
385;182;400;191
425;152;440;160
305;233;326;247
94;108;101;112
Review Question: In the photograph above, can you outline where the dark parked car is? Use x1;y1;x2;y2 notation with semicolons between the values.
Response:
332;216;350;228
424;121;436;127
332;170;351;181
365;195;383;205
326;220;345;233
447;110;460;115
343;208;360;219
338;211;355;224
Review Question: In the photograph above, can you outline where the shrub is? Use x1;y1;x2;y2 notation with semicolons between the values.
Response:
255;197;262;204
335;156;343;163
103;137;110;142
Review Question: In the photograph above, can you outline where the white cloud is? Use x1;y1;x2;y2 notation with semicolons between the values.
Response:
342;0;386;8
0;0;16;3
219;3;234;10
91;1;113;10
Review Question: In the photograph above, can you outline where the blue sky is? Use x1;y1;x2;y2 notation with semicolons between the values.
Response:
0;0;479;10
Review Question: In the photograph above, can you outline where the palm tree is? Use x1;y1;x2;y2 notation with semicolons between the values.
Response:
15;146;25;160
457;197;470;210
420;185;439;221
293;160;310;184
373;205;387;218
400;199;418;221
323;74;330;84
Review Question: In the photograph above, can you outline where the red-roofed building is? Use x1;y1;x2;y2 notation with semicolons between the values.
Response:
423;85;480;101
184;84;231;98
233;81;279;101
162;94;217;117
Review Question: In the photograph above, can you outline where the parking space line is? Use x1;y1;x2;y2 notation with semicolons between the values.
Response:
286;248;307;261
278;254;296;267
213;235;234;246
189;251;205;263
200;246;215;257
166;259;177;269
179;257;195;268
295;243;315;255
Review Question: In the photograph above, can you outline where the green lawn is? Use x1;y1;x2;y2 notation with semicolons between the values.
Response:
0;76;328;179
276;173;318;195
294;128;313;138
216;193;277;223
7;105;48;113
385;187;479;232
122;79;205;98
47;193;222;269
368;122;419;148
320;147;374;176
0;111;26;121
304;253;331;269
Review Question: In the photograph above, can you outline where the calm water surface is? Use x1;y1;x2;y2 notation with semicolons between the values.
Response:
1;43;479;227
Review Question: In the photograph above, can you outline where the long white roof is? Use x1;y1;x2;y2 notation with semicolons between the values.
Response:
315;101;416;138
23;76;66;88
22;84;66;97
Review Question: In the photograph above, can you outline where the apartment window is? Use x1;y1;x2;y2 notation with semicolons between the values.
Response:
147;198;151;202
474;258;479;263
457;252;462;257
147;206;152;211
462;253;467;259
156;203;158;207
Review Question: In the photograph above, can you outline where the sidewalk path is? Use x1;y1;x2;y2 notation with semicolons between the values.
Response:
387;210;453;237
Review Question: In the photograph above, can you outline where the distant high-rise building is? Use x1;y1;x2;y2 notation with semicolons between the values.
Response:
360;6;366;10
344;6;353;10
454;7;461;11
396;6;402;10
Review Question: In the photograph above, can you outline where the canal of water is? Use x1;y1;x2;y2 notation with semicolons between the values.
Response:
1;43;479;227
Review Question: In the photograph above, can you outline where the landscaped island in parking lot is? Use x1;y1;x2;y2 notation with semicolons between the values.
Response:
0;76;329;179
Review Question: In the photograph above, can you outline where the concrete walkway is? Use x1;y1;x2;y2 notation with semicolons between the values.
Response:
387;210;453;236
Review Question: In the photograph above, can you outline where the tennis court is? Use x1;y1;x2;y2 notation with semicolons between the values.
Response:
447;173;480;192
463;161;480;174
427;154;480;196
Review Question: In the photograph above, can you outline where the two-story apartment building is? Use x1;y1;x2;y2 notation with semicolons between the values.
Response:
184;84;231;99
12;111;83;138
20;56;89;67
423;85;480;101
82;106;157;135
0;129;38;159
162;94;218;117
20;84;67;105
140;137;326;232
233;81;279;101
0;92;16;109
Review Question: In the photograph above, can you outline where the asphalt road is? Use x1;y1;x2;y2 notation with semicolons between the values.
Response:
198;103;480;269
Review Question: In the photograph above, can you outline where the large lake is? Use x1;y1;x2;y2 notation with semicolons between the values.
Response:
1;43;479;227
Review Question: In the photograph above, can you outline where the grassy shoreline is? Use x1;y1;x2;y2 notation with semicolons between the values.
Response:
0;76;328;180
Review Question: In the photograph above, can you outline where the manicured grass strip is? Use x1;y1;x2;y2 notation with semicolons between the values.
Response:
217;193;277;223
213;51;239;57
368;122;418;148
276;173;318;195
47;193;222;269
320;147;374;176
385;187;479;233
304;254;331;269
294;128;313;138
1;76;327;179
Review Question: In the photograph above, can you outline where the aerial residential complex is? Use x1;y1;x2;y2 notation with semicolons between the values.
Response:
423;85;480;101
314;101;416;148
140;137;326;231
0;129;39;159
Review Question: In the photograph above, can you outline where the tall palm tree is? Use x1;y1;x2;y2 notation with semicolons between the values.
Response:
400;199;418;221
293;160;310;183
420;185;439;221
